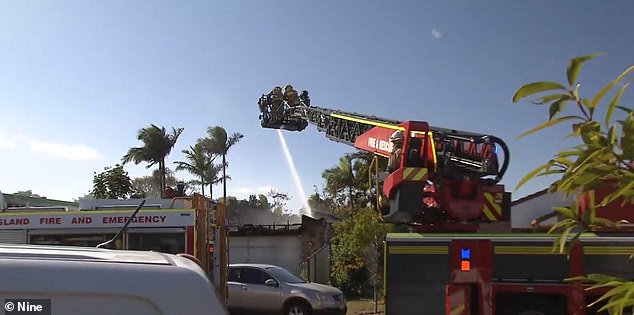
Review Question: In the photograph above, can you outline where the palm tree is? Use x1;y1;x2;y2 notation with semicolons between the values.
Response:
321;152;376;213
203;162;228;199
173;143;209;195
122;124;184;197
199;126;243;157
198;126;243;200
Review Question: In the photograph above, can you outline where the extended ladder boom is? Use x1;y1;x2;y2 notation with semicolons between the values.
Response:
292;105;510;183
258;89;511;229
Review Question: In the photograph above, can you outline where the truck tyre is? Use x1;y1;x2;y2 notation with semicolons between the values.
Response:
284;300;311;315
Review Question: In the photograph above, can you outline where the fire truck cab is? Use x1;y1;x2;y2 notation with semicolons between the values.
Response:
0;194;218;279
384;233;634;315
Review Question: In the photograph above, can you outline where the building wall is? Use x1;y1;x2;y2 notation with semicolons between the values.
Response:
228;235;303;275
511;190;572;230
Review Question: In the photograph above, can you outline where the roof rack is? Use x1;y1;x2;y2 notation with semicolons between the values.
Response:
3;206;70;212
92;204;162;210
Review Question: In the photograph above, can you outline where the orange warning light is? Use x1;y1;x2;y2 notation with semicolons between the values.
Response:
460;260;471;271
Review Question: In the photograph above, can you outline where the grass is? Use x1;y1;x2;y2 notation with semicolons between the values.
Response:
347;299;384;315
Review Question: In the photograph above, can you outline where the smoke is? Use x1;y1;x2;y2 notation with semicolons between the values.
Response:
232;208;302;226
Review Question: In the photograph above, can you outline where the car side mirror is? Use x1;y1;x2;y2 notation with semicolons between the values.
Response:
265;279;278;287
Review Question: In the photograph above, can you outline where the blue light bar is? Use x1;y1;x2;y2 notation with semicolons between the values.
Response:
461;248;471;260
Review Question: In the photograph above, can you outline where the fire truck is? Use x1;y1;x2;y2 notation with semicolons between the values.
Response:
257;89;634;314
0;194;220;279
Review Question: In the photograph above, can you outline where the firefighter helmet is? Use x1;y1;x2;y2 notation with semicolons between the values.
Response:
390;130;404;143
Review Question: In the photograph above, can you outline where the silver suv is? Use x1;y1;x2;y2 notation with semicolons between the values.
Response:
227;263;347;315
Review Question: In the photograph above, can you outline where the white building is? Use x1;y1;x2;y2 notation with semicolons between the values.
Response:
511;188;573;232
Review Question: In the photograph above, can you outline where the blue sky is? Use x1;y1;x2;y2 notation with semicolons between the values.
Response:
1;1;633;213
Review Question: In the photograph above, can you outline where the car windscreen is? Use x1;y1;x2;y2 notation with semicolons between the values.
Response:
266;267;306;283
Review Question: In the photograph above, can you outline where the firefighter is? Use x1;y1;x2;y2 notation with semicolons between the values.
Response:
270;86;284;122
284;84;301;107
378;130;405;212
164;187;176;199
382;130;439;211
387;130;404;173
258;95;268;113
300;90;310;106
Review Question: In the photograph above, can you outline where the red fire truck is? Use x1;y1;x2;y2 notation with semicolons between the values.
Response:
258;89;634;314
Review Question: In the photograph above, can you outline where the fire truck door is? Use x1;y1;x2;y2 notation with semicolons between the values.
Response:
446;284;471;315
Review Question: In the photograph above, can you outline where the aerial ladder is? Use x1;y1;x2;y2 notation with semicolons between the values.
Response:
257;90;511;232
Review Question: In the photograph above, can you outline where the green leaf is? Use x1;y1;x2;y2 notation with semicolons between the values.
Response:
602;180;634;206
565;275;589;283
592;217;617;227
571;149;604;173
567;53;604;87
606;83;631;126
549;98;570;120
541;169;566;176
556;225;576;253
558;161;598;191
581;98;592;108
547;218;576;234
531;93;572;105
553;157;573;166
587;273;622;283
553;206;575;218
518;115;579;138
598;285;634;312
608;125;618;144
559;149;584;158
514;163;550;191
591;65;634;109
593;285;630;308
575;171;600;187
512;81;568;103
579;121;602;146
573;83;581;99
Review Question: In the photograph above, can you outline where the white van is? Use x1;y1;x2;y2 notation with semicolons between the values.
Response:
0;243;228;315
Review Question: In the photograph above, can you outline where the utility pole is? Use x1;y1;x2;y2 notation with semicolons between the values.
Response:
217;200;228;306
219;133;243;306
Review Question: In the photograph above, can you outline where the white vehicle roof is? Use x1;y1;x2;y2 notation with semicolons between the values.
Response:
0;243;227;315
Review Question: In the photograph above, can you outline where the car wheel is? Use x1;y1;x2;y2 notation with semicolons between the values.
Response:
285;301;311;315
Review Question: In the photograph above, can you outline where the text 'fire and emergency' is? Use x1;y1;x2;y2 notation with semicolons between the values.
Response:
0;215;167;226
0;210;196;230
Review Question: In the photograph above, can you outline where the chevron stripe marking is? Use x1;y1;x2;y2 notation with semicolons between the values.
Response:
481;205;497;221
482;192;502;221
450;304;466;315
403;167;427;181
